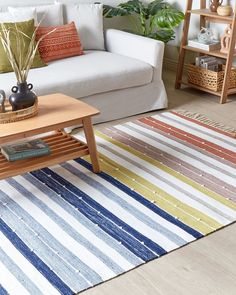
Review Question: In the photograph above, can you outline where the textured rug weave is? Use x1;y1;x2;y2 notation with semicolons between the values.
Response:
0;111;236;295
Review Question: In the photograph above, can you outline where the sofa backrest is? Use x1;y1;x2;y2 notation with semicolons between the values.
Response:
0;0;132;43
0;0;54;9
0;0;121;10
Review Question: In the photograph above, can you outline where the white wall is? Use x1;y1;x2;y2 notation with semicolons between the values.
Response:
1;0;235;64
1;0;234;39
0;0;121;6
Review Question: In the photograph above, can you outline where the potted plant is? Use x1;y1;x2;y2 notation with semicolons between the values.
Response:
0;21;55;111
102;0;184;43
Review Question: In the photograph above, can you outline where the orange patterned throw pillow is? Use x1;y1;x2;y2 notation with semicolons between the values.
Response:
36;22;83;62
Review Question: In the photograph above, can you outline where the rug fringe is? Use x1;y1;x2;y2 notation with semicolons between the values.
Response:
174;110;236;138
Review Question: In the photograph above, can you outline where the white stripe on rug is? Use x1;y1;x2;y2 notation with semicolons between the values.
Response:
49;164;185;251
1;111;235;295
0;232;60;295
22;172;143;266
14;174;136;271
113;123;236;183
0;180;116;281
92;134;236;221
100;148;233;225
0;261;31;295
0;190;92;290
159;113;236;147
81;135;236;225
65;160;196;242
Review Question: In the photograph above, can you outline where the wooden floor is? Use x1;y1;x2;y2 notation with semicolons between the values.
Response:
82;69;236;295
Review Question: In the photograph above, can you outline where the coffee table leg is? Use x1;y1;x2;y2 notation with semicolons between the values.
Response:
82;117;101;173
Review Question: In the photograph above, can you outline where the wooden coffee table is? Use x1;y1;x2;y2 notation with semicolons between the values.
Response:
0;93;100;180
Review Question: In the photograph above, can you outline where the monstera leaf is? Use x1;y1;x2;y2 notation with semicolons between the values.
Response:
148;0;166;16
147;29;175;43
119;0;145;15
102;0;184;43
103;5;130;18
154;5;184;29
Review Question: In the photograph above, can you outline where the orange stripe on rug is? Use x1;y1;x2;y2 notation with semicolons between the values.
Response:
171;111;236;139
139;117;236;164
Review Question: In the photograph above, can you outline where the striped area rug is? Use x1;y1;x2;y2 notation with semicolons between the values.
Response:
1;111;236;295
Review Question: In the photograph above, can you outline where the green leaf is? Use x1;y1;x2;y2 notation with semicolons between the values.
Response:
103;5;130;18
118;0;144;15
148;0;166;16
101;0;184;43
154;6;184;29
147;28;175;43
118;0;149;33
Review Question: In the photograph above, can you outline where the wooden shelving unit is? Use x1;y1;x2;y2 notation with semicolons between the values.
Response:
175;0;236;103
182;45;234;58
189;8;234;22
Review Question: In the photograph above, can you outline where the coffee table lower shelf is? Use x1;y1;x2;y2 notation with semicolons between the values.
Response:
0;130;89;180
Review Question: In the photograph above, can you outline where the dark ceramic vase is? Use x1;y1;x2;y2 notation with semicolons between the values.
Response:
9;82;37;111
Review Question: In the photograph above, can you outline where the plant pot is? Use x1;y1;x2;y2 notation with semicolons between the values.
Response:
9;82;37;111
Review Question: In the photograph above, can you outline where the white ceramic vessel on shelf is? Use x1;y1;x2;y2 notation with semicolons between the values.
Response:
217;5;233;16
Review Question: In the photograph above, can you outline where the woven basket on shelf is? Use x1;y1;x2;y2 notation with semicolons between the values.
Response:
187;64;236;92
0;100;38;124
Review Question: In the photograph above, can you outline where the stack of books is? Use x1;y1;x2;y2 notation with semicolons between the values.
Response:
195;55;220;71
188;39;221;51
1;139;50;162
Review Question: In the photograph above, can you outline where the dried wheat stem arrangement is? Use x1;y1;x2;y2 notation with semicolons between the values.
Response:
0;22;56;83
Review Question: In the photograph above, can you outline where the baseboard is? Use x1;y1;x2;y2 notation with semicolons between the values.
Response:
163;57;178;71
163;57;188;72
163;44;196;72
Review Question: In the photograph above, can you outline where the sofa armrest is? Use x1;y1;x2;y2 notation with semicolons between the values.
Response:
105;29;165;71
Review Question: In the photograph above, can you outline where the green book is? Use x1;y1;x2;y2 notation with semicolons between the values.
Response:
1;139;50;162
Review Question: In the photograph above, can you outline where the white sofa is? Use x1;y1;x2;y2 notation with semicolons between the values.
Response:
0;2;167;124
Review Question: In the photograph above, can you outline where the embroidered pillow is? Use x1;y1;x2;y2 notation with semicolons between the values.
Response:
36;22;83;63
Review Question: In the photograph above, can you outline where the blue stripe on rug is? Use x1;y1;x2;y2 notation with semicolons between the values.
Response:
76;158;203;239
0;247;41;294
0;189;101;288
7;177;125;276
23;173;142;267
0;285;9;295
42;167;168;256
0;218;73;295
61;162;187;246
31;169;167;259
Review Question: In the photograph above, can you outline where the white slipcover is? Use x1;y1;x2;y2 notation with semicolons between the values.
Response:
1;50;153;98
0;22;168;124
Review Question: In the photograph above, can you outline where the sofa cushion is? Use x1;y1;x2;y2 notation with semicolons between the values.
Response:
0;19;46;73
1;50;153;97
61;3;104;50
8;3;63;26
0;9;37;23
36;22;83;62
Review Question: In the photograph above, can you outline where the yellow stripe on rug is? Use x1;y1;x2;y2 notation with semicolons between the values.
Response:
84;153;220;235
96;131;236;212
